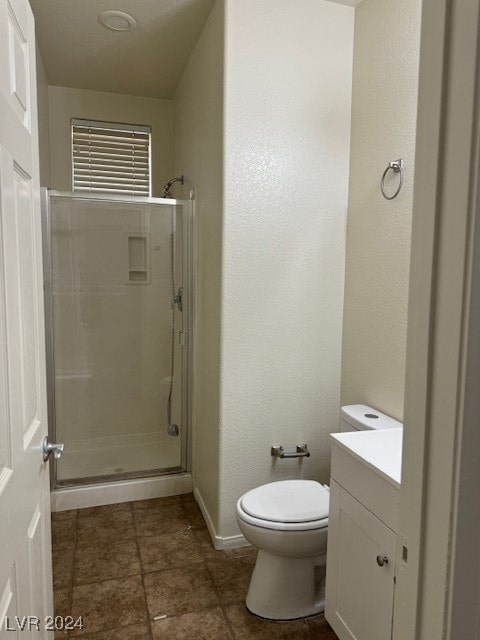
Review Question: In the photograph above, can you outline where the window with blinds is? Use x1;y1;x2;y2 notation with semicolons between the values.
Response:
72;119;152;196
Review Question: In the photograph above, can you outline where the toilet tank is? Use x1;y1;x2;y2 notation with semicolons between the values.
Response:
339;404;402;432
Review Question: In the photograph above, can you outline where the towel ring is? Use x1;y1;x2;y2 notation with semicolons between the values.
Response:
381;159;403;200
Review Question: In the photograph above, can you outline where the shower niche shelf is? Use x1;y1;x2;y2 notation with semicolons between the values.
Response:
126;233;151;285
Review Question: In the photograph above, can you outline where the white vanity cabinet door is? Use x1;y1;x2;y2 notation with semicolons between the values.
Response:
325;480;396;640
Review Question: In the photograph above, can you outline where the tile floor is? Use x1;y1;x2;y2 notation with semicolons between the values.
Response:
52;493;338;640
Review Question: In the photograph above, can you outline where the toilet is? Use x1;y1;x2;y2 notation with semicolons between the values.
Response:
236;404;402;621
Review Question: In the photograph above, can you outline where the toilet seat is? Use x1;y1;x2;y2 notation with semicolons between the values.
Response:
236;480;330;531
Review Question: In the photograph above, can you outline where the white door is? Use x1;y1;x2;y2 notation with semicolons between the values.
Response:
0;0;53;636
325;481;396;640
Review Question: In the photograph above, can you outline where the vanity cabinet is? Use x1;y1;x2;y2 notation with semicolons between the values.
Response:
325;429;402;640
326;481;396;640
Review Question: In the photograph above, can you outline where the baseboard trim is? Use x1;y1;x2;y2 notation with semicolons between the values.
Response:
193;487;249;550
51;472;193;511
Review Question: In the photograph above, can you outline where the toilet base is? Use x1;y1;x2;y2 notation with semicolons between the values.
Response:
245;550;326;621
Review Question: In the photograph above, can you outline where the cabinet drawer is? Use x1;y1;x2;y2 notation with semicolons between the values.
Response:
331;443;399;531
325;481;396;640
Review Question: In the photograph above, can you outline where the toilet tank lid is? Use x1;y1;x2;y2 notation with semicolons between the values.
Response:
340;404;403;430
240;480;329;523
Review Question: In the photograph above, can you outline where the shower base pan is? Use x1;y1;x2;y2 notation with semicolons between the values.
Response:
56;431;181;482
51;431;191;511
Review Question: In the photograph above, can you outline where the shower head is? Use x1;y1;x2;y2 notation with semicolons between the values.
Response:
162;175;184;198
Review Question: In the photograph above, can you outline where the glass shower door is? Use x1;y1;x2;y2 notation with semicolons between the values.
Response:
46;193;187;485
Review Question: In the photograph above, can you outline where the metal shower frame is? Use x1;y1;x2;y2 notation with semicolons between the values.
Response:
40;188;194;489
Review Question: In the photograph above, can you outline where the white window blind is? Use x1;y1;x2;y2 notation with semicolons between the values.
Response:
72;119;152;196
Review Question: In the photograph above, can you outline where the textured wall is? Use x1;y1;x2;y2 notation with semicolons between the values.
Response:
173;0;224;530
218;0;354;538
48;86;173;197
340;0;421;420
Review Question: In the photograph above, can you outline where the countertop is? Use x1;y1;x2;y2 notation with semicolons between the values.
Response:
330;428;403;488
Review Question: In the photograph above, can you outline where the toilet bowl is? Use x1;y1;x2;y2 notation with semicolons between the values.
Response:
236;404;403;621
236;480;329;620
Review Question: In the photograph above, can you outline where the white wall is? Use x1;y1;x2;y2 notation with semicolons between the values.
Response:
340;0;421;420
36;45;51;187
218;0;354;539
48;86;174;196
173;0;225;530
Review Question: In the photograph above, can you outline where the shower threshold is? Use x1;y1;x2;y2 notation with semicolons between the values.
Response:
55;465;185;489
51;470;193;511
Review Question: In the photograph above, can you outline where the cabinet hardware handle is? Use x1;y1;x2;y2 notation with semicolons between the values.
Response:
376;555;389;567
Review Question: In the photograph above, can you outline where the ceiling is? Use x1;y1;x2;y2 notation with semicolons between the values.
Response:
30;0;215;99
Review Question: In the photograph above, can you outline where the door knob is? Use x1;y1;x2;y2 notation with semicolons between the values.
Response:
43;437;65;462
376;555;389;567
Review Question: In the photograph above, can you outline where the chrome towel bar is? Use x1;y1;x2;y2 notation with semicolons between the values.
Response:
271;444;310;459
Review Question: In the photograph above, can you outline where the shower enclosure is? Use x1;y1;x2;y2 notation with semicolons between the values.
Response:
42;190;192;488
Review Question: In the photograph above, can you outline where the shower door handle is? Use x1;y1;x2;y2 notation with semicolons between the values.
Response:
172;287;183;312
43;437;65;462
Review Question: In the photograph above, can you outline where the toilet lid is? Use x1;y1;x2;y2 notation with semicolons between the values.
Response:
240;480;329;523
